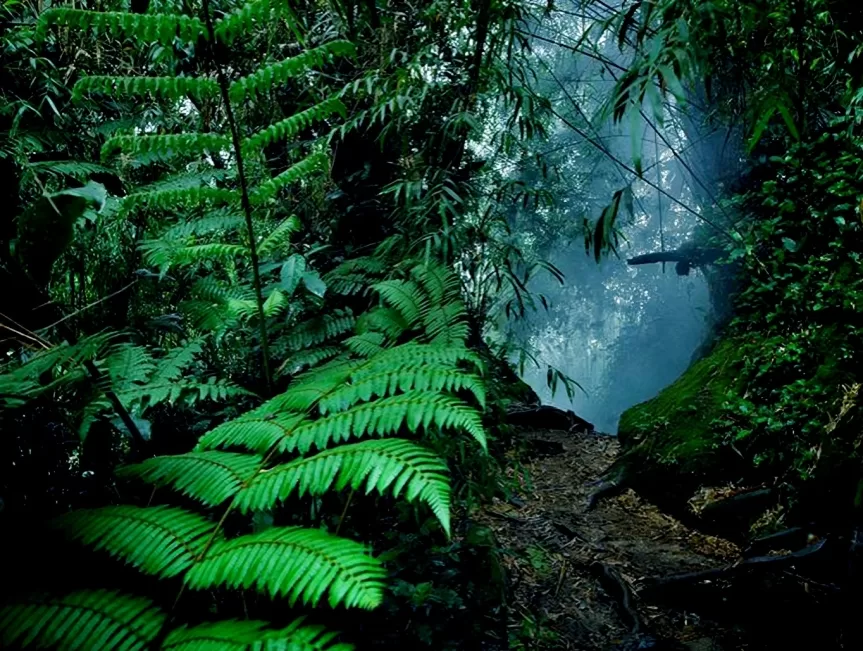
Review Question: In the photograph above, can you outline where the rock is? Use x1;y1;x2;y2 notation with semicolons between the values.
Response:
506;404;595;433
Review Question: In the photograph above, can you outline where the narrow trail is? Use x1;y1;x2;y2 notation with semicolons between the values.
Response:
481;427;743;650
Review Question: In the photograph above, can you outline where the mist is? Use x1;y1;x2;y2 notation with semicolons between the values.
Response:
494;0;744;433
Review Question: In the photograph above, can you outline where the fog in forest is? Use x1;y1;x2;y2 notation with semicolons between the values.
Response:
496;1;742;433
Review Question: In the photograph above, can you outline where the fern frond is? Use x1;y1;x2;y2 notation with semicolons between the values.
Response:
283;310;355;351
52;506;217;578
72;75;218;102
242;98;346;154
360;342;483;374
163;618;353;651
122;186;237;215
372;279;427;328
101;133;230;163
410;262;461;306
343;331;386;357
266;361;359;413
356;306;410;339
276;346;344;377
250;152;329;204
38;8;206;45
118;452;261;506
262;288;288;318
0;590;165;651
196;412;308;453
104;343;156;392
235;439;451;534
162;210;245;239
229;42;356;103
26;159;114;180
162;242;249;268
214;0;288;45
185;527;386;609
422;301;469;344
279;391;488;454
257;215;300;259
152;340;204;383
323;257;388;296
317;365;487;414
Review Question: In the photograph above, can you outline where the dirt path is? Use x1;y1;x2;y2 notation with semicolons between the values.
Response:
481;428;744;650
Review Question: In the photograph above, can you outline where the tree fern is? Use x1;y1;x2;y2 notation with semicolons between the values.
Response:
118;452;262;506
184;527;386;609
197;412;309;453
234;439;451;534
52;506;218;578
0;590;165;650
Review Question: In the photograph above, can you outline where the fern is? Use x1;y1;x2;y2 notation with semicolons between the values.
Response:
250;151;329;204
197;412;309;453
52;506;218;578
184;527;386;608
371;279;427;328
26;159;114;180
162;211;246;239
101;133;231;163
258;215;301;258
234;439;451;534
38;8;206;45
72;75;219;102
282;310;356;351
277;346;344;377
0;590;165;650
282;391;487;454
163;619;353;651
229;42;356;103
118;452;262;506
243;98;346;154
214;0;289;45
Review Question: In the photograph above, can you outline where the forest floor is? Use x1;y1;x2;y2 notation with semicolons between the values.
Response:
480;427;745;651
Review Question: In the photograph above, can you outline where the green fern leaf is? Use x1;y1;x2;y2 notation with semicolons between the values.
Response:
279;391;488;454
72;75;218;102
214;0;288;45
422;302;469;344
163;618;353;651
257;215;301;259
410;262;461;305
0;590;165;650
121;186;237;215
26;159;114;181
250;152;329;204
196;412;308;453
101;133;230;163
276;346;344;377
185;527;386;609
361;342;483;374
52;505;218;578
356;307;411;339
118;452;262;506
282;310;356;351
229;42;356;103
162;211;245;239
371;279;427;328
242;98;346;154
38;9;206;45
235;439;451;534
104;343;156;392
318;365;486;414
343;331;386;357
262;288;288;317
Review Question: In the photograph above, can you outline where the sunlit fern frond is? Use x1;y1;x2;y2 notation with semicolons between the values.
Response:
229;42;356;103
118;452;262;506
371;279;427;329
0;590;165;651
278;391;487;454
185;527;386;608
52;506;218;578
234;438;451;533
72;75;218;102
37;8;206;45
196;411;308;454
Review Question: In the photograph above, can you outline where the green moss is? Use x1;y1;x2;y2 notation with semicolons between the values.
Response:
616;338;745;482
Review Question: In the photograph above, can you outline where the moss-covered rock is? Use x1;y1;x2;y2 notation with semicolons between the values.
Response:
613;338;749;504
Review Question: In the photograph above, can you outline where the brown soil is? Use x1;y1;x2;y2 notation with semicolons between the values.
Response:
480;428;744;651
